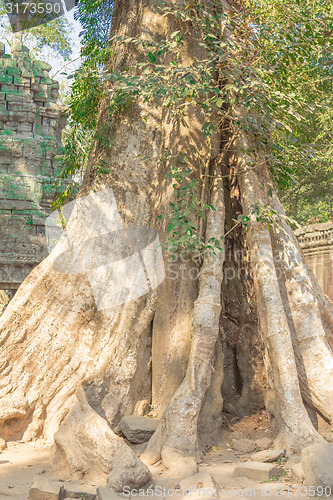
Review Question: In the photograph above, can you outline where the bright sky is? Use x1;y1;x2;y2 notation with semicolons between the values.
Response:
65;7;82;59
49;8;82;81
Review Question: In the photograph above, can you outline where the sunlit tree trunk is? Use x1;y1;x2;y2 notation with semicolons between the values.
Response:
0;0;332;487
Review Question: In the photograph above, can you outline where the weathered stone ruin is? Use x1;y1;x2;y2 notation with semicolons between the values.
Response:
296;222;333;302
0;41;66;291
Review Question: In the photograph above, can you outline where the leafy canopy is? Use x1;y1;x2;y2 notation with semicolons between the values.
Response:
61;0;333;250
52;0;113;209
247;0;333;224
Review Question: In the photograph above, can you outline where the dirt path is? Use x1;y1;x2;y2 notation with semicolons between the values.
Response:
0;439;305;500
0;411;330;500
0;440;51;499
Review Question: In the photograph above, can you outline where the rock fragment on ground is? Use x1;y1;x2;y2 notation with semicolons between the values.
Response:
27;476;63;500
130;442;148;457
97;486;122;500
289;463;304;483
232;438;257;454
250;449;285;463
176;472;219;500
119;416;159;444
63;483;96;499
255;437;272;450
107;452;151;493
302;443;333;488
233;462;284;482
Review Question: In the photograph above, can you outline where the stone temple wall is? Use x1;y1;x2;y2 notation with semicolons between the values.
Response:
296;222;333;303
0;41;67;290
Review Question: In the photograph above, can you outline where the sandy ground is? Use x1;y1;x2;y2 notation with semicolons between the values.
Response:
0;412;331;500
0;439;304;500
0;440;98;499
0;440;51;499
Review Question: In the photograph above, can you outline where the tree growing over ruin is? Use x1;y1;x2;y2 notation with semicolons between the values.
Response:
0;0;333;489
0;7;72;61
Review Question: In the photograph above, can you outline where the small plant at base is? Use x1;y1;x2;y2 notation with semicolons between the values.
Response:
145;404;158;419
25;215;34;226
269;475;281;482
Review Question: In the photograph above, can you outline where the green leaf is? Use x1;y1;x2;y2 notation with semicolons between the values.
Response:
238;214;250;224
148;52;156;64
167;222;177;233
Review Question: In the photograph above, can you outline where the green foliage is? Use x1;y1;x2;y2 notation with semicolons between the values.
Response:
54;0;113;206
68;43;108;130
52;120;93;210
251;204;300;232
52;1;113;209
25;215;34;226
62;0;333;253
157;151;223;257
106;17;227;120
69;0;113;129
244;0;333;224
103;0;331;252
23;17;72;60
75;0;113;47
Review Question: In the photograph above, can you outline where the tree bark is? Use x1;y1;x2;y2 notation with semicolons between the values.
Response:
0;0;333;487
142;161;225;476
235;132;324;451
260;169;333;422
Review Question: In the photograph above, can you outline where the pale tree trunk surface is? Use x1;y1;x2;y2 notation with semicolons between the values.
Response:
141;164;225;476
235;135;324;450
0;0;332;487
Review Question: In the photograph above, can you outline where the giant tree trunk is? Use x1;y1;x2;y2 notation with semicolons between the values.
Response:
0;0;333;487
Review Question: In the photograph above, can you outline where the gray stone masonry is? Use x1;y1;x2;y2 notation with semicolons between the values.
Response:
0;42;69;289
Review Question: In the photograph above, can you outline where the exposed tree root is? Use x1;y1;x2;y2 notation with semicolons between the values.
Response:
141;165;225;475
259;174;333;423
199;335;224;445
0;229;157;442
151;258;197;417
236;134;324;451
53;385;151;490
